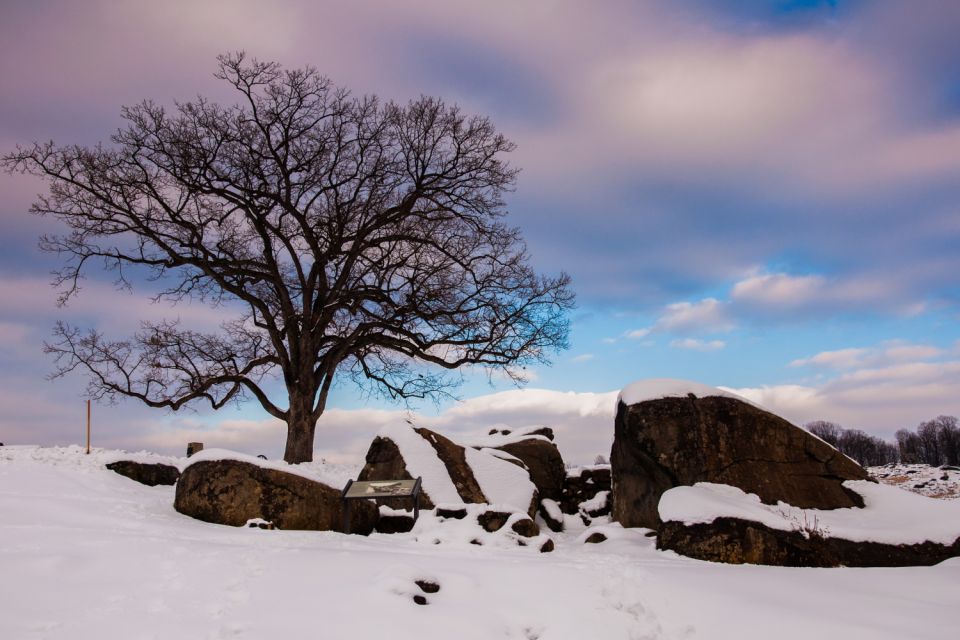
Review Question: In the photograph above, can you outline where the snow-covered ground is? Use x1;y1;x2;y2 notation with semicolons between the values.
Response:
869;463;960;500
2;446;959;640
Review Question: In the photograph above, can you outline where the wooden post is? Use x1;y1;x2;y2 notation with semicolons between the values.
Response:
86;399;91;455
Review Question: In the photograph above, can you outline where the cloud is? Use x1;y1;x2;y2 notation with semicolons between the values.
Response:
625;328;651;340
670;338;726;352
790;341;944;370
570;353;595;363
0;273;236;334
731;357;960;439
654;298;734;335
790;348;871;370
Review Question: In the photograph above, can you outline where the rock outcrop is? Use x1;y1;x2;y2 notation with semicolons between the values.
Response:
611;383;869;529
106;460;180;486
358;425;538;516
657;517;960;567
174;458;377;534
561;466;611;520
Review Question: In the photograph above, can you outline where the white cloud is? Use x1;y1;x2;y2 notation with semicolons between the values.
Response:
728;270;926;319
790;341;943;370
790;348;871;370
732;358;960;439
654;298;734;335
570;353;595;363
625;328;651;339
670;338;726;352
731;272;826;308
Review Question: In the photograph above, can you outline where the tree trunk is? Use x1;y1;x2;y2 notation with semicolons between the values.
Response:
284;397;318;464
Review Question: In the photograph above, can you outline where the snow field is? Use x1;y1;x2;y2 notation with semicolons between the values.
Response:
1;447;958;640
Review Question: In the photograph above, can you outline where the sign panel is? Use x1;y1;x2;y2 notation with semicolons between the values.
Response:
344;479;419;499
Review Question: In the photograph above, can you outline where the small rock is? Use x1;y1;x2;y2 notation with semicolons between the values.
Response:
375;513;416;534
510;517;541;538
413;595;428;606
478;510;511;532
470;538;483;546
106;461;180;487
539;539;555;553
415;580;440;594
584;532;607;544
436;506;468;519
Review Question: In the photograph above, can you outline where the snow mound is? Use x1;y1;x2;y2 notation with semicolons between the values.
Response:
659;481;960;545
469;425;554;449
0;444;186;471
464;447;536;513
618;378;751;406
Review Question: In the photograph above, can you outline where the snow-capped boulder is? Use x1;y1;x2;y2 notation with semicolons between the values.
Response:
106;460;180;486
656;481;960;567
174;451;377;533
611;379;869;529
358;424;538;516
474;426;566;502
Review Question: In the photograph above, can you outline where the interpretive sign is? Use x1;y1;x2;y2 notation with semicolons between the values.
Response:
341;477;423;533
344;479;420;499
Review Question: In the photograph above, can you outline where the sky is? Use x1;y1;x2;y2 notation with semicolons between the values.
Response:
2;0;960;464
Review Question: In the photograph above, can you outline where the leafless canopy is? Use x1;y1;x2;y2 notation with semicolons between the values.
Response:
4;53;574;462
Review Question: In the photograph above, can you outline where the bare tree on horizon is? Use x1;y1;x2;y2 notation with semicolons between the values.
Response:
3;53;574;463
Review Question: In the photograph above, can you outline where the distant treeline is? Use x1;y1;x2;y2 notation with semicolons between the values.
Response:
805;416;960;468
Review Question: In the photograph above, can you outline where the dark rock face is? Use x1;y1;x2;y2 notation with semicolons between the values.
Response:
106;460;180;486
495;438;565;502
611;395;869;529
174;459;377;534
658;518;960;567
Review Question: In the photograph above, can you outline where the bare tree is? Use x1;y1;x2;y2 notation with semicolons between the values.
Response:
805;420;841;447
3;53;574;463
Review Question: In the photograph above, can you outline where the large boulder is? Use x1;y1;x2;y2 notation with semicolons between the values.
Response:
174;455;377;533
656;481;960;567
611;379;869;529
106;460;180;486
358;424;538;516
657;517;960;567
